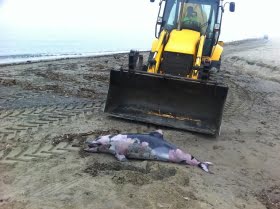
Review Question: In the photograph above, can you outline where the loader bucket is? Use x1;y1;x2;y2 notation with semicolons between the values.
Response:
104;69;228;135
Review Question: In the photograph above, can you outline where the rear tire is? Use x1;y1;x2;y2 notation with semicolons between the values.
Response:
148;51;155;62
129;50;139;70
198;67;210;80
129;50;144;71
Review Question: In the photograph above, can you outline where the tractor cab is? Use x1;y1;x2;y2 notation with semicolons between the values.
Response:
155;0;235;56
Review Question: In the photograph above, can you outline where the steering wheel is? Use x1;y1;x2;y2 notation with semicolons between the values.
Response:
182;19;200;26
181;19;202;32
200;21;209;28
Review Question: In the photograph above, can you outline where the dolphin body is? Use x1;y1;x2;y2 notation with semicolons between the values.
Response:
85;130;213;173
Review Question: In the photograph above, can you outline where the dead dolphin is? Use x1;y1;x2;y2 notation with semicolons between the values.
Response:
84;130;213;173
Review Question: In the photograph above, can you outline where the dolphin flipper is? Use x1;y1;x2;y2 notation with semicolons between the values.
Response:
198;162;213;173
115;153;128;162
149;129;164;139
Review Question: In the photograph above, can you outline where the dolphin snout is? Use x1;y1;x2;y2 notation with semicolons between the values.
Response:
85;139;102;147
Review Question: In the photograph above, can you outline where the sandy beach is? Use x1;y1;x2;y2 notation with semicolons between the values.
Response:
0;38;279;209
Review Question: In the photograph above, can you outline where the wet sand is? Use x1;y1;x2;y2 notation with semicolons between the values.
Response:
0;39;279;209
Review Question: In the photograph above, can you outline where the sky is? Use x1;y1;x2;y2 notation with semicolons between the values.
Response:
0;0;279;50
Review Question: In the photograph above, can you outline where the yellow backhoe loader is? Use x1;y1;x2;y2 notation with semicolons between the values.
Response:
104;0;235;136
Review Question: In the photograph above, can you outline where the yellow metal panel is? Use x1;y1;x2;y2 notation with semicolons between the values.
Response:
151;38;159;52
164;30;200;55
211;44;223;61
194;35;205;67
148;30;168;74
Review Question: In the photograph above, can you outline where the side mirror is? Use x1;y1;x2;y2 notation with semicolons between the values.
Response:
229;2;235;12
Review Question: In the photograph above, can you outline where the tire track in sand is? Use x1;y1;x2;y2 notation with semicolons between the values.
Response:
0;102;102;143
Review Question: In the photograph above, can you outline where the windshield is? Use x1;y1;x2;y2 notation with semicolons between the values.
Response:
162;0;180;30
162;0;218;35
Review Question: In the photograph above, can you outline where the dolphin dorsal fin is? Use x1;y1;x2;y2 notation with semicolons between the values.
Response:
149;129;164;139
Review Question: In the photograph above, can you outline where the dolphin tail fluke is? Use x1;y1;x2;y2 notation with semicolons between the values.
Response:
198;162;213;173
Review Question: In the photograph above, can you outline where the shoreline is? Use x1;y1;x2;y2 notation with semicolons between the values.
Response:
0;51;134;67
0;38;266;67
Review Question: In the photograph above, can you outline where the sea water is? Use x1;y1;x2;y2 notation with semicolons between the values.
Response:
0;39;147;64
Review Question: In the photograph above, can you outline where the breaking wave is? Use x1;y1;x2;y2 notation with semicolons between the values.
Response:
0;51;129;64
